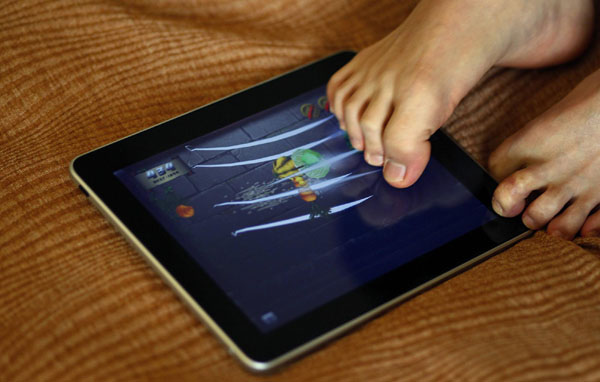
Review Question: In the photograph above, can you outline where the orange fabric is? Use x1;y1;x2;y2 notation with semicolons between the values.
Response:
2;1;600;380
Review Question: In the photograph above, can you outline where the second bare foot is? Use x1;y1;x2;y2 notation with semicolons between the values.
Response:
489;69;600;239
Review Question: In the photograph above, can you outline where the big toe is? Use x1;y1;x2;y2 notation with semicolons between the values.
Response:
383;140;431;188
488;133;524;182
492;166;545;218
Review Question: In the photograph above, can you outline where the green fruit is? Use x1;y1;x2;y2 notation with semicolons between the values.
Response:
291;149;330;179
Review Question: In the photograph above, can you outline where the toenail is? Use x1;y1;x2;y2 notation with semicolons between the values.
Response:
549;230;566;240
384;160;406;182
523;215;540;229
492;197;504;216
366;153;384;166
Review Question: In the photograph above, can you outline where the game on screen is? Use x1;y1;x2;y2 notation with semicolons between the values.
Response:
115;85;495;332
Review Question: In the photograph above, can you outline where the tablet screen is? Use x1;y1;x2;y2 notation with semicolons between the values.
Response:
114;85;496;332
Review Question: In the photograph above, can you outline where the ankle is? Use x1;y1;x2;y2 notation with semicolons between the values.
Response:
497;0;595;67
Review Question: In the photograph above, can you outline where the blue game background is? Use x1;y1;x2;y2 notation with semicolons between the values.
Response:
115;86;495;332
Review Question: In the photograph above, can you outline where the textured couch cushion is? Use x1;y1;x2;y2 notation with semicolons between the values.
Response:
1;1;600;380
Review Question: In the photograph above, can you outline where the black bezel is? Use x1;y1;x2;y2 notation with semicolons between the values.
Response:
72;51;529;363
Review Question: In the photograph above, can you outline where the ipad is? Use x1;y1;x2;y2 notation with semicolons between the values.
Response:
70;51;530;372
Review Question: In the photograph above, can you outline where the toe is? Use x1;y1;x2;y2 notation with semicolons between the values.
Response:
381;107;433;188
521;186;572;230
488;132;526;182
547;197;597;240
331;77;359;132
343;89;370;151
492;166;547;218
581;207;600;237
360;91;393;166
346;124;364;151
327;62;355;114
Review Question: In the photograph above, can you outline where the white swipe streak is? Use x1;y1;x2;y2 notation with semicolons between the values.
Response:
214;173;352;206
231;195;373;236
192;131;342;168
215;170;379;207
271;149;360;185
186;115;334;151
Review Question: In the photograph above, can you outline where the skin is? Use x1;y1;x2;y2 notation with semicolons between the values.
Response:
327;0;597;239
490;69;600;239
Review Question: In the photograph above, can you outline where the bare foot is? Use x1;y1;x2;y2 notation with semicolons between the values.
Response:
327;0;594;188
489;69;600;240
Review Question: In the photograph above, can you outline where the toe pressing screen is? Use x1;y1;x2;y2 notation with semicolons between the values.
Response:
115;85;496;332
